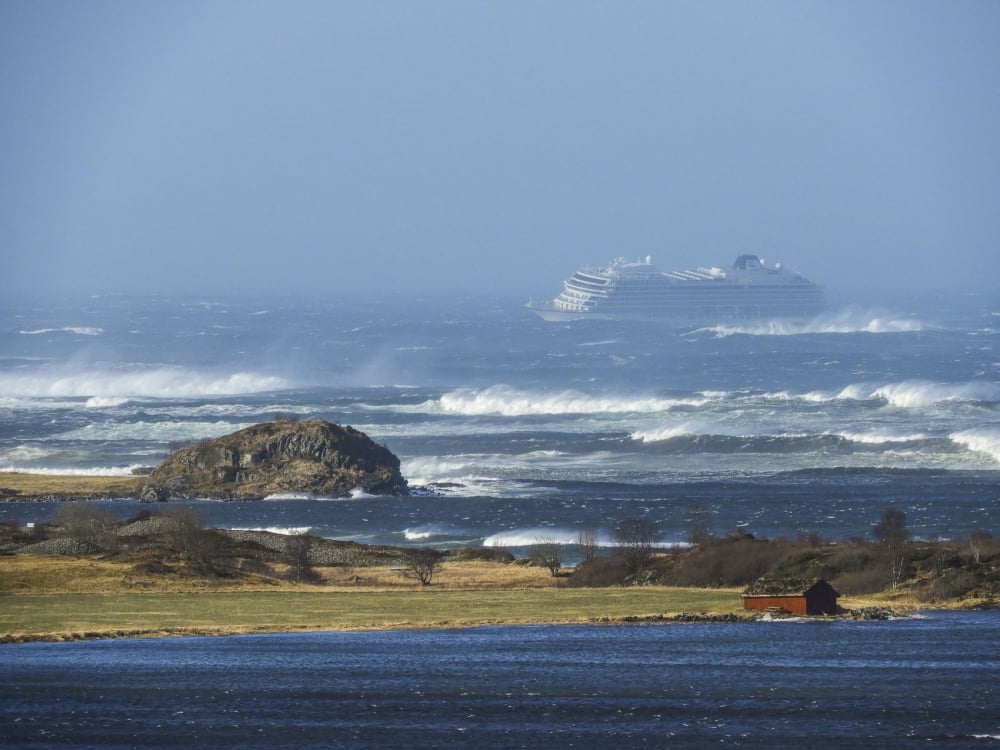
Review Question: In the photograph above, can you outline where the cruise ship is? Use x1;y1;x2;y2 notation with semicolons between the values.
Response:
529;254;825;324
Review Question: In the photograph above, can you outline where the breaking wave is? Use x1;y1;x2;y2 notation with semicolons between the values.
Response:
433;385;707;416
0;367;291;399
19;326;103;336
230;526;313;535
838;380;1000;408
417;379;998;422
950;429;1000;463
632;422;735;443
696;307;927;337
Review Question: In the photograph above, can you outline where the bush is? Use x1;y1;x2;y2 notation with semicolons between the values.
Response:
832;566;893;595
403;548;445;585
567;556;630;588
455;547;515;563
662;535;784;588
53;504;120;552
915;570;980;603
529;540;562;576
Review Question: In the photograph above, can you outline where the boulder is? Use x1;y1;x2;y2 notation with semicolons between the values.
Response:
141;419;407;500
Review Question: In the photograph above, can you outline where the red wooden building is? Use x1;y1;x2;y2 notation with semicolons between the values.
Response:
741;577;839;615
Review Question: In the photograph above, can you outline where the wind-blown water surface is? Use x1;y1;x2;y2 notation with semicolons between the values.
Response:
1;293;996;549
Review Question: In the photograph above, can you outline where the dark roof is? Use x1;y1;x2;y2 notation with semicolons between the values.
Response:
742;577;838;597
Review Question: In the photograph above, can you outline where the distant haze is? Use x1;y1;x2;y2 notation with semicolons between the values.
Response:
2;1;999;299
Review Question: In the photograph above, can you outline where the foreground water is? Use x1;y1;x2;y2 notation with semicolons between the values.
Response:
2;612;998;748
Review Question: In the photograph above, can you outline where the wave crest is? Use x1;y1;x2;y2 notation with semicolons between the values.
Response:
697;307;926;337
19;326;103;336
0;367;290;399
842;380;1000;408
950;429;1000;463
435;385;706;416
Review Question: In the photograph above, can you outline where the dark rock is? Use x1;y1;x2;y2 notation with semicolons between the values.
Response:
141;419;408;500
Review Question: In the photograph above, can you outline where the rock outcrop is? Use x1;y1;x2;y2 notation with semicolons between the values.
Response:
140;419;407;500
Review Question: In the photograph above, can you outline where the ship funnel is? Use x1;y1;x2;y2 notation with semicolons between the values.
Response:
645;255;652;265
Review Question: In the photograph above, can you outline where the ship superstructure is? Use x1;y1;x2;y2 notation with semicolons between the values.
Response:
529;254;824;324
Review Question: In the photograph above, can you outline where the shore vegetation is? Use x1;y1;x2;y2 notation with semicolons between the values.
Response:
2;481;998;642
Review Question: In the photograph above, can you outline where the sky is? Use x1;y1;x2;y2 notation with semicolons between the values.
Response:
2;1;999;299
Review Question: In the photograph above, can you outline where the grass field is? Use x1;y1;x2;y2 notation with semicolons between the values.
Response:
0;472;144;499
0;553;753;641
0;587;748;641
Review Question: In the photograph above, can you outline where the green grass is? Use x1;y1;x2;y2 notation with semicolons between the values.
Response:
0;587;744;640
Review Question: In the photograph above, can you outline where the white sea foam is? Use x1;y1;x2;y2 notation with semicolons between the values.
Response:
482;527;690;549
832;430;929;444
85;396;131;408
433;385;707;416
0;445;56;462
403;524;473;541
850;380;1000;408
950;429;1000;463
57;421;253;442
0;367;290;400
696;308;926;337
230;526;313;536
631;422;709;442
483;527;610;548
758;380;1000;408
19;326;104;336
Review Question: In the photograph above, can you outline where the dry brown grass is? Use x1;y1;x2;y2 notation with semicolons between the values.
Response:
0;555;562;595
0;472;144;499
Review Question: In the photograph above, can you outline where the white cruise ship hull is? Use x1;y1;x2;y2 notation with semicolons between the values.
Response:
530;254;825;325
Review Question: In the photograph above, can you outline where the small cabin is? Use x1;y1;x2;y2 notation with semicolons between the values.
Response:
741;577;839;616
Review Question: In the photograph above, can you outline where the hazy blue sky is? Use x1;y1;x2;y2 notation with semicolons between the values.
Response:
2;1;999;299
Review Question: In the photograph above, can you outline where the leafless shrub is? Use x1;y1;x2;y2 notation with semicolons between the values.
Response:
161;505;223;572
613;518;658;577
454;547;514;563
577;527;599;563
916;569;980;603
403;548;445;585
567;555;630;587
873;506;910;589
529;538;562;577
53;504;120;552
686;502;714;546
833;566;893;595
285;535;317;583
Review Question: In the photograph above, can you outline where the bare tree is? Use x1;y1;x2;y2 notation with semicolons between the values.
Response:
577;527;598;563
613;517;659;578
685;502;713;546
403;547;445;586
873;506;910;589
967;530;991;564
162;505;222;572
53;504;120;552
285;534;316;582
529;538;562;577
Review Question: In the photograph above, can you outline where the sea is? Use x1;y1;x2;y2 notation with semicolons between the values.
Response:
1;289;999;747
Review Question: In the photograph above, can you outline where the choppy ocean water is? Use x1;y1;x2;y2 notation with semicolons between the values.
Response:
1;291;997;549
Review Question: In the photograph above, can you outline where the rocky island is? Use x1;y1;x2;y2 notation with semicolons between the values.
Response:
140;418;408;501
